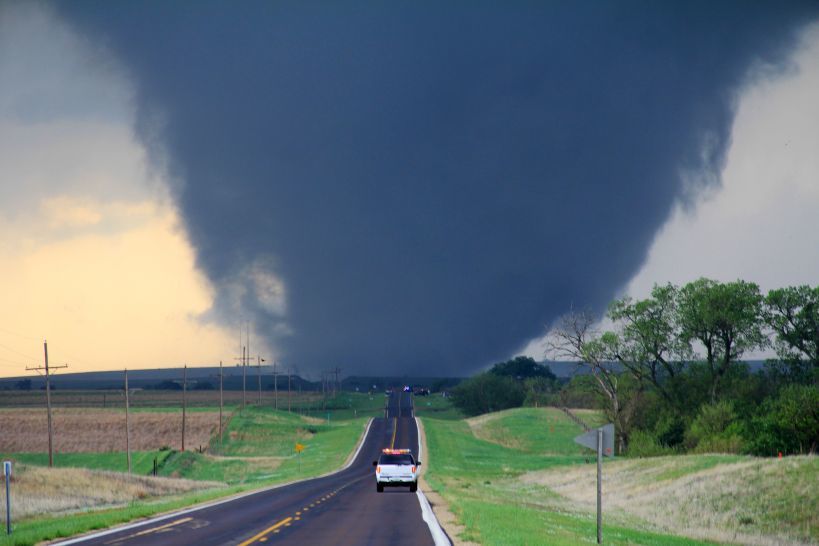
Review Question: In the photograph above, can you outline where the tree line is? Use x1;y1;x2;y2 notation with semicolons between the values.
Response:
453;279;818;457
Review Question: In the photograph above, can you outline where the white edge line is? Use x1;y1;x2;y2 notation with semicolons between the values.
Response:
415;415;452;546
53;417;375;546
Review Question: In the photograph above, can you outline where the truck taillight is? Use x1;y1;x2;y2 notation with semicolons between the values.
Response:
376;466;381;473
411;466;416;473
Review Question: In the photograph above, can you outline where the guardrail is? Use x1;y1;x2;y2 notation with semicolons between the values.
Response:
558;406;591;431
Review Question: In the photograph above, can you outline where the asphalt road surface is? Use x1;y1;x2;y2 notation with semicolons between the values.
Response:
59;391;437;546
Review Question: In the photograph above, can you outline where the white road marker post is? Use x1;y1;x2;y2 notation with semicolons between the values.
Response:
4;460;11;535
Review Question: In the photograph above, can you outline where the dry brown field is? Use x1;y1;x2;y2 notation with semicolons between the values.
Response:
0;463;221;519
526;455;818;546
0;389;322;408
0;408;221;452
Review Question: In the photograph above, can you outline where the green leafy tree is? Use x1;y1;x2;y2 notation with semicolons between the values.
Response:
608;283;689;407
677;278;766;402
489;356;557;381
523;376;556;406
450;373;525;416
764;285;819;381
746;384;819;455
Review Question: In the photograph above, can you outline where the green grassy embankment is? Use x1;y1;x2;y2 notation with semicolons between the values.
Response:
423;408;716;546
413;394;464;420
422;406;817;546
0;450;174;475
163;406;368;483
0;403;370;546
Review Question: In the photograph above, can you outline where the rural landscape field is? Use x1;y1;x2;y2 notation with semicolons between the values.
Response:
0;390;385;545
420;407;818;546
1;380;817;546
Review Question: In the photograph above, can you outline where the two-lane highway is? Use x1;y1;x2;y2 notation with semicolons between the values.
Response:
59;391;438;546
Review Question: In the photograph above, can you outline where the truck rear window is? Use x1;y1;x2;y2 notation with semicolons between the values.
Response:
380;454;414;465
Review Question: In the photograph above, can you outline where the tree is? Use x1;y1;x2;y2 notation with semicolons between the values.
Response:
490;356;557;381
546;309;641;453
676;278;766;402
450;373;525;416
15;378;32;391
764;285;819;381
607;283;689;407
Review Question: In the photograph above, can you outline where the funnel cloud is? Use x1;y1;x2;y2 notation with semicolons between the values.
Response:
58;2;818;375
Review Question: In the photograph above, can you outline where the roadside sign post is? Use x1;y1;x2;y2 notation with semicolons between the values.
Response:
295;443;305;472
4;461;11;535
574;424;614;544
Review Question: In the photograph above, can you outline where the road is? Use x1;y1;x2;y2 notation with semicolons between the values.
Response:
59;391;438;546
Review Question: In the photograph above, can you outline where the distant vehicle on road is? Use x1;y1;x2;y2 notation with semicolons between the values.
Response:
373;449;419;492
403;385;411;392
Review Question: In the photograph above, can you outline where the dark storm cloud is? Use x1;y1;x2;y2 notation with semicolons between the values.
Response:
59;1;817;375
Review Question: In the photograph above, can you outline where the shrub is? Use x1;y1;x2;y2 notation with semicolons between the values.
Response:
745;384;819;456
685;401;744;453
626;429;676;457
653;413;687;449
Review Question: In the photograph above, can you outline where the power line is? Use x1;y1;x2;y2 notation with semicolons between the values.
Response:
0;341;38;361
0;356;30;367
0;326;39;342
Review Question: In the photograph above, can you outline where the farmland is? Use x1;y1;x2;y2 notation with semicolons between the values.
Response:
0;391;376;546
0;388;322;409
0;408;219;452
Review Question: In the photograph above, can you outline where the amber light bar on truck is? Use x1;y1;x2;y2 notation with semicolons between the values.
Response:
382;449;411;455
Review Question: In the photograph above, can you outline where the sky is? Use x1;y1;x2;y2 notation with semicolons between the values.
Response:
1;2;817;378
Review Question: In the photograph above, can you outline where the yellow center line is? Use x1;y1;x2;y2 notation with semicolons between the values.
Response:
237;517;293;546
104;517;193;544
390;417;397;448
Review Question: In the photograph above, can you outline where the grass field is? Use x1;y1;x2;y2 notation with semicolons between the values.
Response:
413;394;464;420
422;407;818;546
164;407;369;484
0;463;219;520
294;392;388;420
0;450;174;475
530;454;818;546
0;401;370;546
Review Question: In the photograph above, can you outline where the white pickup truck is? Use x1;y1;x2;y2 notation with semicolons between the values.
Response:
373;449;420;492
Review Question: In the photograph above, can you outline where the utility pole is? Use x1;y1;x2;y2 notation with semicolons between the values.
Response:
242;346;247;409
124;369;131;474
218;361;223;452
288;369;292;413
245;321;250;407
322;371;328;410
181;365;187;452
27;340;67;468
273;360;278;410
333;367;341;396
257;356;263;405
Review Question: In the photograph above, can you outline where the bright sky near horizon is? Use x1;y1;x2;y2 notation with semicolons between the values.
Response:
0;3;236;375
1;4;817;377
